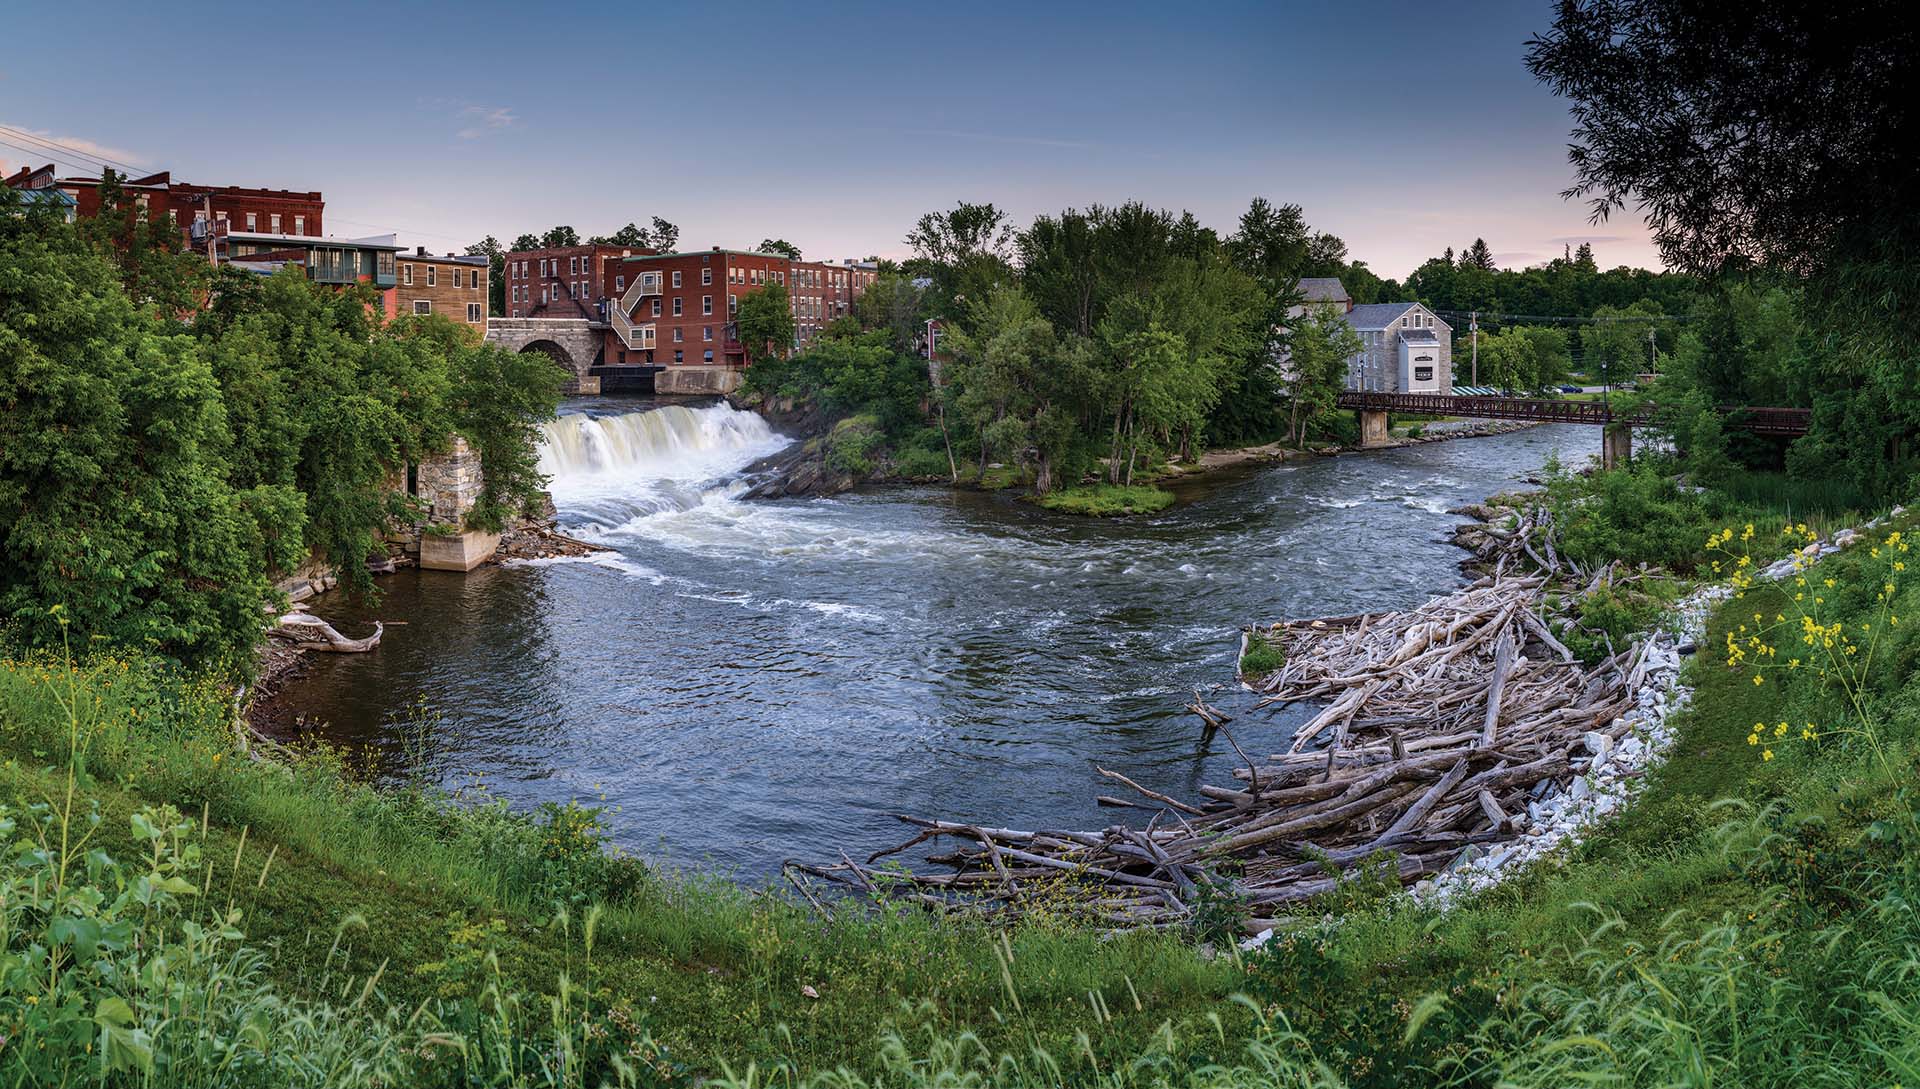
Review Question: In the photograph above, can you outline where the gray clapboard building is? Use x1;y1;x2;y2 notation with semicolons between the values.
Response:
1290;278;1453;393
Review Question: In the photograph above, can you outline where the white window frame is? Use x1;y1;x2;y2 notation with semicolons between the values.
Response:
245;212;257;231
403;264;414;286
467;302;482;323
414;300;431;315
702;295;712;315
293;215;304;234
427;266;437;287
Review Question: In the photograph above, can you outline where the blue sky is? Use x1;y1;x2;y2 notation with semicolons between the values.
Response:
0;1;1657;279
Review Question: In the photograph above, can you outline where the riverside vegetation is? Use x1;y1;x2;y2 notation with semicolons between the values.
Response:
10;2;1920;1083
8;457;1920;1086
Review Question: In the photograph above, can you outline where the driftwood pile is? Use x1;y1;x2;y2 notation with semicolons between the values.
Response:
794;504;1662;933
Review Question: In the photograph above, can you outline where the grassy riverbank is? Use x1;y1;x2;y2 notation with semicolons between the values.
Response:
7;474;1920;1084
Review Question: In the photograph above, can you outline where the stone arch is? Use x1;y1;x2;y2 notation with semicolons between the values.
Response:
518;339;580;392
484;318;603;394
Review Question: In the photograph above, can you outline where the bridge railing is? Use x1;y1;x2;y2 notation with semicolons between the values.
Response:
1334;391;1808;436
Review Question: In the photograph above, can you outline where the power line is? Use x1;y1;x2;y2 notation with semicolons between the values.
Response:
1431;308;1687;325
1;124;482;250
0;124;146;176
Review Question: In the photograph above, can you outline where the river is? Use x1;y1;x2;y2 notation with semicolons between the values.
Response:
271;399;1591;878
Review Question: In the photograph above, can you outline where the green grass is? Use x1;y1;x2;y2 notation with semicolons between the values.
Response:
9;505;1920;1085
1239;633;1286;676
1037;484;1176;517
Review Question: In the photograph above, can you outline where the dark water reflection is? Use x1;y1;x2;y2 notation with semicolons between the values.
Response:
274;405;1592;877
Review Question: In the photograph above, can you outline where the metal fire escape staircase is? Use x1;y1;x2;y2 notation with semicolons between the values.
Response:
611;269;662;352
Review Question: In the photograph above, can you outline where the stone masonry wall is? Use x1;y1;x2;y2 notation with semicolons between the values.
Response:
416;435;485;526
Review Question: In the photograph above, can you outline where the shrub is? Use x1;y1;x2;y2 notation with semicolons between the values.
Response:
825;414;885;474
1240;633;1286;676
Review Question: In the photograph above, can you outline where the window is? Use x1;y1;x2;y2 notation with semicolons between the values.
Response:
570;257;578;275
1414;366;1434;382
672;297;682;316
541;287;549;304
673;328;683;342
414;300;431;315
674;350;684;362
728;294;738;315
468;302;483;323
568;283;576;299
403;264;413;286
702;295;712;315
270;214;281;232
245;212;257;231
651;299;661;317
453;269;463;288
427;266;437;287
293;215;304;234
701;268;712;286
702;325;713;341
672;270;682;288
616;275;626;292
703;350;714;362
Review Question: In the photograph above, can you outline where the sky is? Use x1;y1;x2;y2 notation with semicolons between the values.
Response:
0;0;1660;281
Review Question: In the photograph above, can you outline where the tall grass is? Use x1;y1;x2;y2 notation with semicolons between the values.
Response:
10;505;1920;1084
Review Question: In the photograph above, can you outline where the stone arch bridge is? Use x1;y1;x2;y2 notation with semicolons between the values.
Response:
485;318;605;394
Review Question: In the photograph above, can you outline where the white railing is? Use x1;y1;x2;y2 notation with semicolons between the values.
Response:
611;305;656;351
617;269;664;314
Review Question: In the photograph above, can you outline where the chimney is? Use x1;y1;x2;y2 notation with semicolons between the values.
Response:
416;246;427;256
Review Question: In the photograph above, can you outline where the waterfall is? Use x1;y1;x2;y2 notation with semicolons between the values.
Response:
536;403;790;522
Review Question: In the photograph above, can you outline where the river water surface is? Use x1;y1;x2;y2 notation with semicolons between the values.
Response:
273;400;1590;877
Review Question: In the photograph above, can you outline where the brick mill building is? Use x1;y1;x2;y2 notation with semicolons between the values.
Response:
498;242;878;379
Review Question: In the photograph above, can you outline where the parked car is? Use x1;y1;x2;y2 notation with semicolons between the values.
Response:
1557;384;1582;393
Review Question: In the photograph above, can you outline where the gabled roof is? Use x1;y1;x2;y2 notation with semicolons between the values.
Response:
1400;327;1440;344
1341;302;1417;330
1297;277;1350;303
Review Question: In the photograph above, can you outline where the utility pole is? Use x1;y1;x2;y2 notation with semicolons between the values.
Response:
1469;310;1479;387
1647;327;1657;376
202;193;217;270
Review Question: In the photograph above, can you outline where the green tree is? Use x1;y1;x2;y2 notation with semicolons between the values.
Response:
466;235;506;316
0;206;277;671
593;218;680;251
1461;238;1496;272
1281;304;1363;447
1585;302;1664;392
538;225;580;248
735;281;795;363
757;239;802;260
943;288;1098;493
904;202;1015;317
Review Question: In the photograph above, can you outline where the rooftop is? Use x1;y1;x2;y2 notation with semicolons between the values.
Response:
1297;277;1350;303
225;230;403;251
1341;302;1418;330
622;248;791;263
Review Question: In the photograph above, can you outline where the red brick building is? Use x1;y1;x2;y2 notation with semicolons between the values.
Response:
498;241;880;370
501;243;653;320
3;164;324;242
